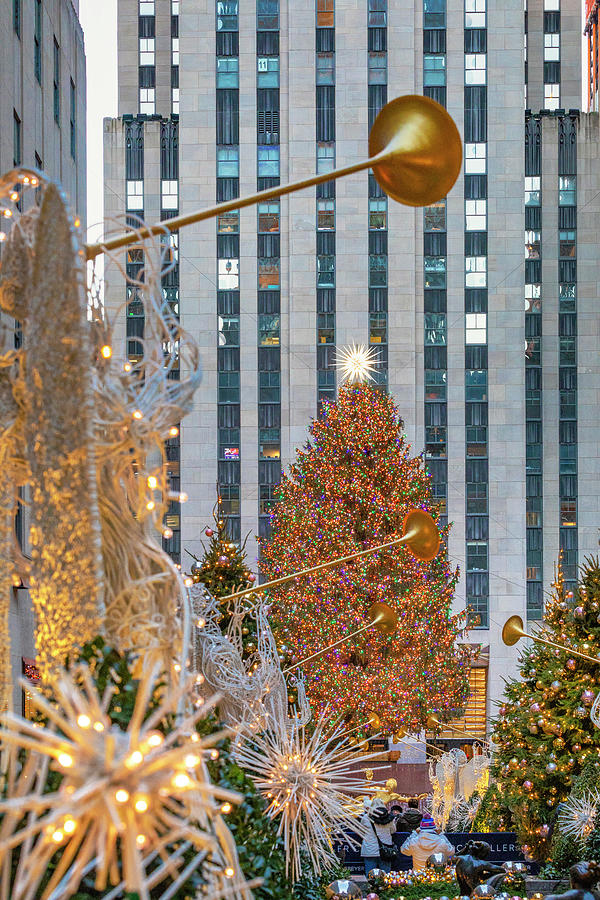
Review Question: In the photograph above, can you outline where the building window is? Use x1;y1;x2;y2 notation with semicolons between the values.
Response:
258;258;280;289
259;371;281;403
465;369;487;401
525;175;541;205
161;180;178;210
217;146;239;177
69;80;77;159
260;428;281;460
465;53;486;85
424;55;446;86
317;0;334;27
368;198;387;230
559;175;576;206
317;199;335;230
317;142;335;174
467;541;488;572
544;83;560;110
424;256;446;288
525;229;541;259
13;0;21;37
465;256;487;288
369;254;387;287
544;33;560;60
53;38;60;124
218;372;240;403
13;110;22;167
257;0;279;30
217;0;239;31
140;0;155;11
424;200;445;231
258;314;280;346
172;87;180;114
467;482;487;514
139;87;155;114
368;51;387;84
425;313;446;346
257;56;279;88
369;312;387;344
465;142;486;174
217;57;239;88
317;52;335;85
317;256;335;287
257;202;279;233
218;315;240;347
465;0;486;27
424;0;446;28
126;180;144;211
465;199;486;230
218;258;239;290
368;0;387;26
317;313;335;344
560;499;577;526
559;230;576;258
425;370;447;401
34;0;42;82
465;312;487;344
257;146;280;178
140;37;155;65
172;37;179;65
543;0;559;8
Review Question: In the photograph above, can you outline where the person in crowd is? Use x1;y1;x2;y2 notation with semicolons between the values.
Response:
360;799;397;876
400;815;455;871
395;798;423;831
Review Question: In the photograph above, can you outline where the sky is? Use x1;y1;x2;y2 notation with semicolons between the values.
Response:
79;0;118;242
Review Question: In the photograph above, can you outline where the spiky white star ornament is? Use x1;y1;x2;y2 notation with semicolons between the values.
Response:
558;790;600;842
233;711;380;881
0;658;254;900
335;343;380;384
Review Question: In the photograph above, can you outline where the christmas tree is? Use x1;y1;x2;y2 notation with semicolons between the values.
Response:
492;557;600;861
260;381;470;736
188;492;256;597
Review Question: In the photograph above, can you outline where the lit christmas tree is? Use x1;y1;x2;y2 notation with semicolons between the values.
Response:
492;557;600;861
260;378;470;736
188;493;256;598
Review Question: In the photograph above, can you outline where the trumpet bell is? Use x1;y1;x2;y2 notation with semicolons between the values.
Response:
368;601;399;636
402;509;440;562
502;614;527;647
426;714;441;730
369;95;462;207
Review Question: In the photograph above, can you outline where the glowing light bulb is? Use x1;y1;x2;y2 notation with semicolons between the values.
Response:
124;362;132;372
93;721;105;732
3;209;13;218
74;218;81;228
126;750;144;769
136;834;147;847
147;732;163;748
179;492;188;503
100;345;112;359
147;475;158;489
172;773;191;789
63;818;77;834
51;829;64;843
196;617;206;628
169;426;179;437
210;750;219;760
134;795;149;813
146;500;155;511
184;577;193;587
77;714;91;728
132;409;143;420
224;867;235;879
174;663;181;673
163;527;174;539
31;177;38;186
115;789;130;804
184;754;200;769
221;802;232;814
10;191;19;202
0;233;6;243
57;753;74;769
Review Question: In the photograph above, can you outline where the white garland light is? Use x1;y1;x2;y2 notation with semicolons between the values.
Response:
0;660;253;900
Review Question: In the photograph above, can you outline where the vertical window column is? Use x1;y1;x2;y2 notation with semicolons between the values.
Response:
543;0;560;109
525;116;543;619
53;38;60;124
172;0;180;113
464;0;489;629
216;1;241;543
368;1;388;386
316;9;336;412
139;0;156;114
34;0;42;83
423;0;447;528
558;115;578;596
257;0;281;540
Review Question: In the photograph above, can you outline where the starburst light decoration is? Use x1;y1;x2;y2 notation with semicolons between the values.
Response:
558;790;600;842
0;659;253;900
233;711;380;881
335;343;380;384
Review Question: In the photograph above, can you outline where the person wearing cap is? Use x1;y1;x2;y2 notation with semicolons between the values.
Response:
360;799;397;876
400;815;454;871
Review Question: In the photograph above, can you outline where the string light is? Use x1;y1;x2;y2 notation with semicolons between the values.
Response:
100;345;112;359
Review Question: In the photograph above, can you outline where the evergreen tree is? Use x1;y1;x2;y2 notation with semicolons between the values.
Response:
189;492;255;597
260;382;470;736
492;557;600;861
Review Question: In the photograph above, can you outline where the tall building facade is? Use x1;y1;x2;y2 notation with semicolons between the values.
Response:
1;0;86;711
104;0;600;731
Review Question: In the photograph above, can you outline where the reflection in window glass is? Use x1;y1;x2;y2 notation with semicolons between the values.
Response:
559;176;576;206
465;312;487;344
217;146;239;177
258;146;280;177
316;0;334;27
317;199;335;230
217;57;239;88
258;314;280;346
218;211;239;232
258;202;280;232
218;258;239;290
369;198;387;230
258;258;280;289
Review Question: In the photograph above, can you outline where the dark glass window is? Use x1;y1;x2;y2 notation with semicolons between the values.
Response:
217;0;238;31
70;80;76;159
257;0;279;29
13;110;21;167
34;0;42;82
13;0;21;37
53;38;60;124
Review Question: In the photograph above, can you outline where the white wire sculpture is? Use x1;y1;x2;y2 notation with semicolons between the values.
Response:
428;746;491;829
558;791;600;843
591;691;600;729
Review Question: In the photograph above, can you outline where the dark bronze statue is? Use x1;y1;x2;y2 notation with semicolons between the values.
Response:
545;861;600;900
455;840;507;896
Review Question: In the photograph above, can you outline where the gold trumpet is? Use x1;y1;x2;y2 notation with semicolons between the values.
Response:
220;507;440;605
426;714;491;745
502;614;599;665
85;95;462;261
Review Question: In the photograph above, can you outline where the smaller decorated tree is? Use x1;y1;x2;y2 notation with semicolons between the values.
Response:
188;492;256;598
492;557;600;861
